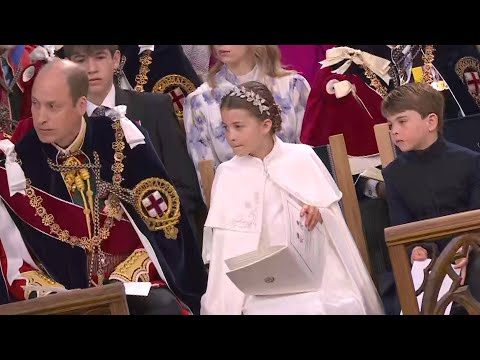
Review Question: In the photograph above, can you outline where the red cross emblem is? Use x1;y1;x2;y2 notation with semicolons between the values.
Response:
168;87;185;113
464;71;480;95
141;191;167;217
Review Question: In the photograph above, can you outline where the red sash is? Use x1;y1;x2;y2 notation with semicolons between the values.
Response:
0;166;139;250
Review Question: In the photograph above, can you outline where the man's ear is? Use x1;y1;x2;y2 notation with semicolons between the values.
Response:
77;96;87;115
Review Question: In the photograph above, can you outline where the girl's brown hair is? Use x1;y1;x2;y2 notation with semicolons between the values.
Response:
220;81;282;133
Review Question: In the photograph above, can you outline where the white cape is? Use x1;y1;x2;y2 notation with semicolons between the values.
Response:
201;138;384;315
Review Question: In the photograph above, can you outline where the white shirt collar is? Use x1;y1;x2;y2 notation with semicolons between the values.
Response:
86;84;116;117
138;45;155;55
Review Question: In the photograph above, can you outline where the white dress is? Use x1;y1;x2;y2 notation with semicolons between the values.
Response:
200;137;384;315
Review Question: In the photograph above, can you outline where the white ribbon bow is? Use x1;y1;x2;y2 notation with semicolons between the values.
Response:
29;45;63;62
110;105;146;149
326;79;373;119
320;46;392;85
0;140;27;196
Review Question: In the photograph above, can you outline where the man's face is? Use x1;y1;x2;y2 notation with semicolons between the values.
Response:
31;68;86;148
69;48;120;99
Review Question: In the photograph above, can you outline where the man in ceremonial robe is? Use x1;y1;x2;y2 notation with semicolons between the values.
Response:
0;59;207;314
334;45;480;120
63;44;207;246
0;45;37;137
119;45;202;128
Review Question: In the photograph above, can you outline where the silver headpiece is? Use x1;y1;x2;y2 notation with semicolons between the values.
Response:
227;86;282;116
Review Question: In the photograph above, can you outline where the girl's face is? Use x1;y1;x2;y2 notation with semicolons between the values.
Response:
221;107;272;158
213;45;254;66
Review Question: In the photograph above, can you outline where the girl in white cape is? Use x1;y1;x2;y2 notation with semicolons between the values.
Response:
201;81;384;315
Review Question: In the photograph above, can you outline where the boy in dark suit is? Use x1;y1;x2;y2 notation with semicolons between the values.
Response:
382;82;480;305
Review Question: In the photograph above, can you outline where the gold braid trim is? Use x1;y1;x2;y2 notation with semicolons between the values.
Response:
20;270;65;299
23;118;127;252
362;65;389;98
109;249;152;283
134;50;153;92
422;45;435;85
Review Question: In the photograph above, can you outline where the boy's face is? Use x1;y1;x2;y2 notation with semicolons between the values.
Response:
387;110;438;152
69;48;120;100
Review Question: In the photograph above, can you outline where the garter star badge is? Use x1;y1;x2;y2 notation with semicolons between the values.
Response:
133;177;180;239
455;56;480;109
152;74;196;125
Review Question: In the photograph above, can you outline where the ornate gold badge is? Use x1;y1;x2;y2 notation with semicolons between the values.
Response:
133;177;180;239
455;56;480;109
152;74;196;124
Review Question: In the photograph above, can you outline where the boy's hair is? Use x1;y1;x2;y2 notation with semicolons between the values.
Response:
220;81;282;133
63;45;119;58
381;82;445;134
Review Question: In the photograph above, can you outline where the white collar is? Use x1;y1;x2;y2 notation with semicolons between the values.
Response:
138;45;155;55
86;84;116;116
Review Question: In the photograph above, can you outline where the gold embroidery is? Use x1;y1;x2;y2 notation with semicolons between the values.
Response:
422;45;435;85
455;56;480;108
362;65;389;98
362;45;436;98
133;177;180;239
109;249;152;283
25;116;128;286
20;270;65;299
152;74;197;124
134;50;153;92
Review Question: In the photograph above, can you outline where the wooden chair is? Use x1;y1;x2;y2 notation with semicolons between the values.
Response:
315;134;373;275
198;160;215;209
373;123;396;167
384;211;480;315
0;282;129;315
374;122;480;314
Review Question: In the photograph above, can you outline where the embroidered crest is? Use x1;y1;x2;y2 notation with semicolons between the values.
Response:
133;177;180;239
152;74;196;124
455;56;480;108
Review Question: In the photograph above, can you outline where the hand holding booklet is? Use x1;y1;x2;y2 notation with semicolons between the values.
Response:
225;196;325;296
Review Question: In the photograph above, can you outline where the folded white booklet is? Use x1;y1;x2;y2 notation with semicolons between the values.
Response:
225;196;324;296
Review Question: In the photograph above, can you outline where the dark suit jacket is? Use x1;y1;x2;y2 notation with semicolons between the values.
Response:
383;137;480;227
115;87;207;243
